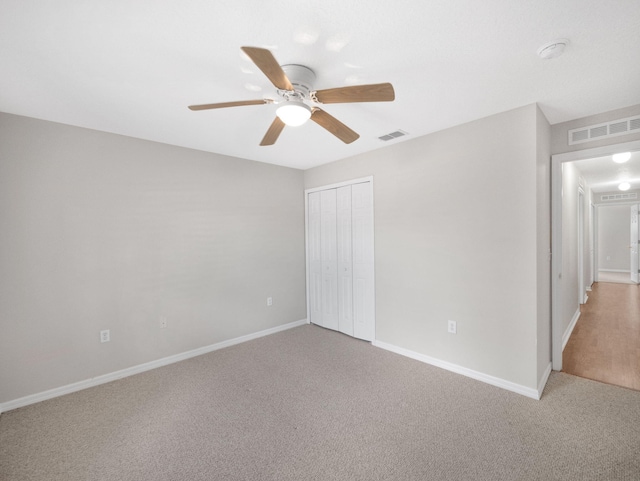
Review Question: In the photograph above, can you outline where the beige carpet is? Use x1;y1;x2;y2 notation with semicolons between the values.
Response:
1;324;639;481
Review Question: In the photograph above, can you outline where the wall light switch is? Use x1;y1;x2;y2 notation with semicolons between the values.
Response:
267;297;273;306
100;329;110;343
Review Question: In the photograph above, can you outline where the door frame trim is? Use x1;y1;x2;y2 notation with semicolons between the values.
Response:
630;203;640;284
578;187;585;305
304;176;375;336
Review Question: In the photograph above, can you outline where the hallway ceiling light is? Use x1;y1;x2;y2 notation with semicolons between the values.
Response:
618;182;631;191
612;152;631;163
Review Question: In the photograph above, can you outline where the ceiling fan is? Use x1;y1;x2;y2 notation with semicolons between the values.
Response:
188;46;395;146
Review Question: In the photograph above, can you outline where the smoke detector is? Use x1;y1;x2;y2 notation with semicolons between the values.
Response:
537;39;569;59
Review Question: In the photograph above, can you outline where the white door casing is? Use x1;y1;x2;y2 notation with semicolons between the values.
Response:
578;189;585;304
630;204;639;284
590;203;596;286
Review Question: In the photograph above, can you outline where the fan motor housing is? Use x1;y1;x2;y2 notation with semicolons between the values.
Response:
281;64;316;99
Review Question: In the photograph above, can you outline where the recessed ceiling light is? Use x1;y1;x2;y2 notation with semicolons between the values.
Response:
618;182;631;191
613;152;631;163
537;39;569;59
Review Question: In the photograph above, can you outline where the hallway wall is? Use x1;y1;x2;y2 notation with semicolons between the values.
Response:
598;205;631;272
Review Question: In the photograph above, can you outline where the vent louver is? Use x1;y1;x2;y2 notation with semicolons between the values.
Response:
568;115;640;145
378;130;408;141
601;193;637;201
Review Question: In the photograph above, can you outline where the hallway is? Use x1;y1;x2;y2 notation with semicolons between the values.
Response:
563;281;640;391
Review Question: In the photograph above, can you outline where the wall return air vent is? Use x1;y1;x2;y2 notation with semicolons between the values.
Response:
601;193;637;201
568;115;640;145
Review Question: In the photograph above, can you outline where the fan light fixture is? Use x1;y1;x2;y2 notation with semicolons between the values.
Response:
276;101;311;126
613;152;631;163
618;182;631;191
188;46;395;145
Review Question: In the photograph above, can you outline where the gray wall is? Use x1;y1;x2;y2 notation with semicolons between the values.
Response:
560;162;581;330
598;204;630;272
0;112;307;403
305;104;550;390
535;106;552;382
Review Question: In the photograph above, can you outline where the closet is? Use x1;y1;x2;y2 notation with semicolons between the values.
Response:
306;179;375;341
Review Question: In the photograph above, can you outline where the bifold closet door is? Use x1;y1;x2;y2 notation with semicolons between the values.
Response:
337;186;354;336
308;192;322;326
351;182;374;341
320;189;339;330
307;182;374;341
307;189;339;330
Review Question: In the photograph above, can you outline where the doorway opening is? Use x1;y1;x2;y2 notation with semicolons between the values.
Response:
596;203;639;285
551;139;640;384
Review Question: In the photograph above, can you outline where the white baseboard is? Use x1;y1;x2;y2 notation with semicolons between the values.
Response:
598;269;630;273
0;319;308;414
538;362;553;399
372;340;541;400
562;308;581;351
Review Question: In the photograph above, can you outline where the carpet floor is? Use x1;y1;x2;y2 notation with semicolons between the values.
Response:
1;324;639;480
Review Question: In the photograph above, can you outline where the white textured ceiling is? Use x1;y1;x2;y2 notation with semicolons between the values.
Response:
1;0;640;170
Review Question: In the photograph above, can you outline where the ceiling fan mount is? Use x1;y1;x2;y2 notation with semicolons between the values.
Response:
278;64;316;102
188;46;395;146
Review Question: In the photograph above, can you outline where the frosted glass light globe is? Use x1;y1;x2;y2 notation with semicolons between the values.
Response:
276;101;311;127
613;152;631;164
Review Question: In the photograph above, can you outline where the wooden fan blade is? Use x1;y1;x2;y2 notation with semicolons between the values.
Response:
241;46;293;91
313;83;395;104
311;109;359;144
188;99;269;111
260;117;286;146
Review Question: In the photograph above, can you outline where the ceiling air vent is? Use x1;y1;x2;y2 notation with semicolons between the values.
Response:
568;115;640;145
601;193;637;201
378;130;408;141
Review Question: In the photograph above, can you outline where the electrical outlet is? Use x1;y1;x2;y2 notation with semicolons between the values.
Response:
267;297;273;307
160;317;167;329
100;329;110;343
447;320;457;334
